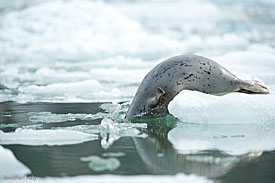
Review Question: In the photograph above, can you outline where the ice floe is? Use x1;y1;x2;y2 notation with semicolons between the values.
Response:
168;90;275;124
0;145;31;176
0;129;98;146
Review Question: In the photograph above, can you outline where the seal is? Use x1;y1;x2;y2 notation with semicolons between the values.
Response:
125;55;269;119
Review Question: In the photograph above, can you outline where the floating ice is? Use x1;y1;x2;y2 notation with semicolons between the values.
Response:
168;122;275;155
0;145;31;176
100;118;147;149
27;112;107;123
54;118;147;149
0;129;98;146
0;56;153;103
80;156;121;172
168;90;275;124
1;174;213;183
102;152;125;158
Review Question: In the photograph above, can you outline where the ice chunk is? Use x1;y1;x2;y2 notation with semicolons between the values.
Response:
168;122;275;155
54;118;147;149
168;90;275;124
80;156;121;172
0;145;31;176
0;129;98;146
27;112;107;123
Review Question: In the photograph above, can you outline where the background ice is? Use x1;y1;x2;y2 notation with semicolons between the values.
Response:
1;0;275;103
0;0;182;61
0;145;31;176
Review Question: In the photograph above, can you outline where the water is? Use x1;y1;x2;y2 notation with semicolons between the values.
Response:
1;0;275;182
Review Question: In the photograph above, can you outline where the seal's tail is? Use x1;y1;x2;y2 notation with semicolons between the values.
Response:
237;80;269;94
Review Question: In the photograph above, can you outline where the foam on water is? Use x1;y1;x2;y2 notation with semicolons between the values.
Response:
0;146;31;176
0;129;98;146
168;122;275;156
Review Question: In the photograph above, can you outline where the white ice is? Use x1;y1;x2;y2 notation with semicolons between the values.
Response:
0;145;31;176
54;118;148;149
27;112;107;123
168;90;275;155
0;129;98;146
168;90;275;124
0;0;183;61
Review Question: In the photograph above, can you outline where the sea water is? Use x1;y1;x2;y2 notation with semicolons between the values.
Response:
0;0;275;183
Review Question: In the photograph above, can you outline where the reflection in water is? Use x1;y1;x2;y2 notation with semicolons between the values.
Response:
168;123;275;156
131;115;265;178
80;155;121;171
1;102;275;183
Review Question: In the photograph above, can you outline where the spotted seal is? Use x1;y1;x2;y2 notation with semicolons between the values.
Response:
125;55;269;119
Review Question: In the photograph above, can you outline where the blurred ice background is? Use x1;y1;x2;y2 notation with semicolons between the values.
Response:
0;0;274;104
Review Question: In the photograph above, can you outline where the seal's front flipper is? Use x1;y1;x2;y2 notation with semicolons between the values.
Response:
156;87;165;100
237;80;269;94
147;87;166;108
